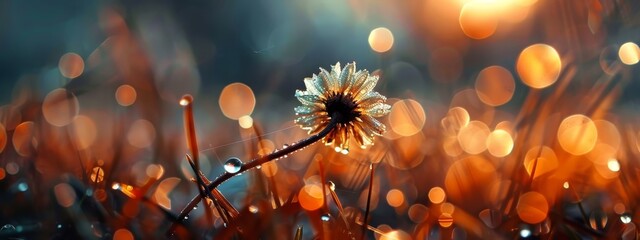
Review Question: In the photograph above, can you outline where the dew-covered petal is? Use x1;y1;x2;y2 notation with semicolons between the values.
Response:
295;90;320;105
320;67;339;92
357;91;386;107
304;77;323;96
339;62;355;92
354;75;379;99
364;102;391;117
360;115;386;135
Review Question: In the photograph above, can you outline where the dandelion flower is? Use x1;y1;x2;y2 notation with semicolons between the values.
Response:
294;62;390;152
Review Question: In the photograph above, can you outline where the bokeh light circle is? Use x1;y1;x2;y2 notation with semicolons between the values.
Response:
13;121;35;157
58;52;84;78
42;88;80;127
619;42;640;65
523;146;558;179
516;191;549;224
457;120;490;154
115;84;137;107
475;66;515;106
368;27;394;53
389;99;426;136
219;83;256;120
516;44;562;89
557;114;597;155
459;1;498;40
486;129;514;157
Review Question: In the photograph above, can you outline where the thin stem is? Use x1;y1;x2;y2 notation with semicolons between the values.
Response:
167;113;341;236
362;163;375;240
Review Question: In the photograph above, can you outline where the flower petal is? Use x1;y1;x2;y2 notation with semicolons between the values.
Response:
360;115;386;135
355;75;379;99
339;62;355;92
295;90;319;105
357;91;386;108
304;77;322;96
320;67;339;92
364;102;391;118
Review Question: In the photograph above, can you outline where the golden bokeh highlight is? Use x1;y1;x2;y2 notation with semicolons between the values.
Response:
90;167;105;183
238;115;253;129
261;161;278;177
386;189;405;207
368;27;394;53
523;146;558;179
380;230;411;240
113;228;134;240
54;183;77;208
440;202;455;214
299;184;324;211
219;83;256;120
516;191;549;224
71;115;97;150
457;120;490;154
13;121;35;157
442;107;470;136
557;114;597;155
58;52;84;78
618;42;640;65
445;156;497;203
408;204;429;223
389;99;426;136
42;88;80;127
115;84;137;107
475;66;515;106
486;129;514;157
438;213;454;228
428;187;446;204
516;44;562;89
459;1;498;40
127;119;156;148
607;159;620;172
0;123;6;154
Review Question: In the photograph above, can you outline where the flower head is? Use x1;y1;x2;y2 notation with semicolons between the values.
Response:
294;62;390;153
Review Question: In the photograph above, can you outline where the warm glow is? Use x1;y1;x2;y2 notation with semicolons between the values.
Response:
619;42;640;65
557;114;597;155
440;202;455;214
219;83;256;120
523;146;558;179
153;177;181;209
380;230;411;240
0;123;6;154
408;204;429;223
58;52;84;78
71;115;97;150
127;119;156;148
115;84;137;107
386;189;405;207
114;228;134;240
389;99;426;136
261;161;278;177
368;27;394;53
517;44;562;89
442;107;470;136
486;129;514;157
445;156;497;202
299;184;324;211
459;1;498;39
438;213;454;228
457;120;490;154
516;191;549;224
428;187;446;204
54;183;77;208
90;167;104;183
238;115;253;129
475;66;515;106
607;159;620;172
42;88;80;127
12;121;35;157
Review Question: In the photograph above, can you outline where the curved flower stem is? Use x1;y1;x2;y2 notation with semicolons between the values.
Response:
168;113;341;236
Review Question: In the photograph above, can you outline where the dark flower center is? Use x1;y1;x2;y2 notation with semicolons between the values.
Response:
324;92;360;124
